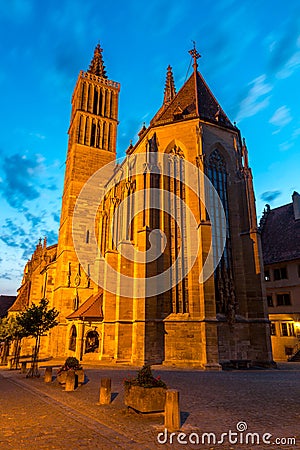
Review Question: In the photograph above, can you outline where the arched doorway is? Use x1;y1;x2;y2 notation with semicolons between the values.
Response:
69;325;77;352
85;330;99;353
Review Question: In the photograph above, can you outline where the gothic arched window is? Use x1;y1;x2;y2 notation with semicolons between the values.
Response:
166;146;188;314
207;149;230;267
206;149;235;316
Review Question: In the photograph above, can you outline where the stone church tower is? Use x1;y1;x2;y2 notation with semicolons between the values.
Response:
49;45;120;357
11;44;273;368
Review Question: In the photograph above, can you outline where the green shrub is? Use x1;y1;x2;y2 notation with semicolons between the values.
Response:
124;364;167;390
57;356;81;374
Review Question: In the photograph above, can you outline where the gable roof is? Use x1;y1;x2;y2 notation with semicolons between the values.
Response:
0;295;17;318
151;71;233;129
261;203;300;265
67;290;103;321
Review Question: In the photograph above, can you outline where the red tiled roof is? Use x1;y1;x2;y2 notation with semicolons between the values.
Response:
261;203;300;265
67;290;103;320
0;295;17;318
8;283;30;313
151;71;233;128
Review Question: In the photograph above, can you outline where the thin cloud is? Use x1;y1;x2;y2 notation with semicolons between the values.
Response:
268;14;300;78
236;75;272;122
0;153;41;211
269;106;292;129
0;152;61;212
1;272;13;281
261;190;281;203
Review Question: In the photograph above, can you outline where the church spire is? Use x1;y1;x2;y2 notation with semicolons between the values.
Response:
189;42;201;117
88;43;107;78
163;65;176;105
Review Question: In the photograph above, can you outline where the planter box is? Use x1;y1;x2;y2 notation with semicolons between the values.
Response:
124;385;166;413
57;369;84;385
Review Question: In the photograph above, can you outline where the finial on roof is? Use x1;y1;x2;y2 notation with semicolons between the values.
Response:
138;123;147;138
163;65;176;106
259;204;271;230
88;43;107;78
188;41;201;71
126;139;133;153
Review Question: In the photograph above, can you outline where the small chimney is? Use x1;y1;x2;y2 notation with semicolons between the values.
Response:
292;191;300;220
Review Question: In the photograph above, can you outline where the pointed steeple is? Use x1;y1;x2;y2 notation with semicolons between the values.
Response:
189;42;201;117
88;43;107;78
163;65;176;105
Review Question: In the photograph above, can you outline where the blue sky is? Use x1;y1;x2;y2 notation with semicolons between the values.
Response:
1;0;300;295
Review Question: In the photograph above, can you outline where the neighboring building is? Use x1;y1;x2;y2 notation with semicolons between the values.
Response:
0;295;16;318
10;44;273;368
260;192;300;361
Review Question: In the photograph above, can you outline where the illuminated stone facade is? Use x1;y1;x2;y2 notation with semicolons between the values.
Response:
11;45;273;368
261;192;300;361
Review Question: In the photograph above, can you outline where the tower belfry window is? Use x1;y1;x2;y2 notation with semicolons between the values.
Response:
91;121;96;147
93;88;99;115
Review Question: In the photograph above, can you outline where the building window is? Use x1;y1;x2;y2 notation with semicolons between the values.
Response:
264;270;270;281
274;267;287;280
270;322;276;336
85;330;99;353
281;322;295;337
267;295;273;307
276;293;291;306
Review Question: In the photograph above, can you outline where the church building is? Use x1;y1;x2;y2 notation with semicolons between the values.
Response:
10;44;273;369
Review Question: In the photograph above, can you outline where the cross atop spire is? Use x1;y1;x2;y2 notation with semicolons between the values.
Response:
88;43;107;78
188;41;201;71
163;65;176;105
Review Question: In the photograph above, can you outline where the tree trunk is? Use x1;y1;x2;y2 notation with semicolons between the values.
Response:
13;337;21;370
0;340;10;364
27;335;40;378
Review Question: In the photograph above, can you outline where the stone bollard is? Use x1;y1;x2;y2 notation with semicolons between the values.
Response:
44;367;53;383
77;369;85;385
65;370;76;392
7;356;13;370
165;390;180;431
20;361;27;374
99;377;111;405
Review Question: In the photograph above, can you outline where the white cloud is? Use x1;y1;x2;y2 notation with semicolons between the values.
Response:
279;141;293;152
269;105;292;128
236;75;273;122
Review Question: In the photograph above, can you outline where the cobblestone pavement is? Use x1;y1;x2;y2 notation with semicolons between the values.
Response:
1;362;300;450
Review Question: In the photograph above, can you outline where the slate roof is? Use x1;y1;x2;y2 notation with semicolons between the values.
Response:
261;203;300;265
0;295;17;318
151;71;234;129
67;290;103;321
